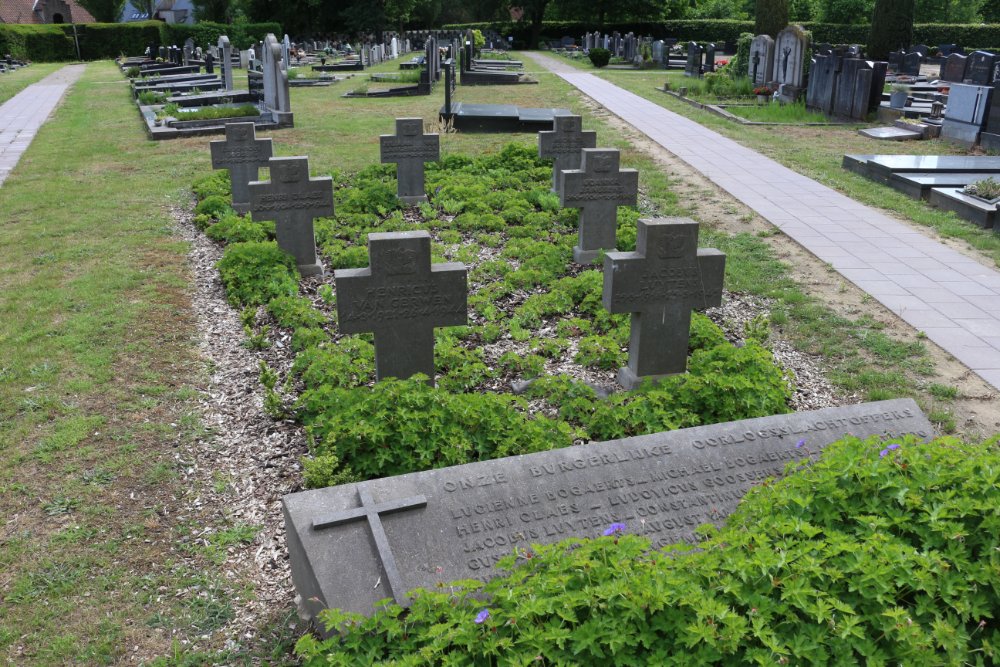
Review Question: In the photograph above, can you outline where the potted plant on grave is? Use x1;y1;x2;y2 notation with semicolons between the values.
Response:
753;85;773;103
962;177;1000;206
889;83;909;109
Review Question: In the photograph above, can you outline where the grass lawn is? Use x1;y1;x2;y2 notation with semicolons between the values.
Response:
0;63;64;105
0;54;988;665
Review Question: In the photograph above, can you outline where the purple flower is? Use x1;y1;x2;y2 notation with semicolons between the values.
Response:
603;522;626;536
879;443;901;458
475;609;490;624
796;439;806;448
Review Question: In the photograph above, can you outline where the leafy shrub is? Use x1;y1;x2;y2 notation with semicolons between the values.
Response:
588;48;611;68
297;378;577;483
192;171;230;200
216;242;299;307
266;295;328;331
205;212;273;244
194;195;231;219
297;433;1000;665
574;334;625;370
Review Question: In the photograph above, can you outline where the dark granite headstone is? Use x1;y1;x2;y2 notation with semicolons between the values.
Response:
334;231;466;383
704;43;716;73
284;399;933;625
248;157;334;277
559;148;639;264
379;118;439;204
900;51;921;76
912;44;929;57
887;50;903;71
982;83;1000;151
210;122;273;214
965;51;998;86
538;114;597;193
684;42;702;78
603;218;725;389
940;53;968;83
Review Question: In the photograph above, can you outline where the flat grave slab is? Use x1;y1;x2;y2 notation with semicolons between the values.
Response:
841;153;877;176
928;187;999;228
284;399;932;626
858;126;922;141
889;172;1000;200
866;155;1000;183
443;102;571;132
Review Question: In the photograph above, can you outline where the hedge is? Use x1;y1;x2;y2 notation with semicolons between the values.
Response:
0;20;282;62
444;19;1000;52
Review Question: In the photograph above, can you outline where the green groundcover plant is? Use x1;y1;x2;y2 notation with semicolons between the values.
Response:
295;434;1000;666
192;143;793;487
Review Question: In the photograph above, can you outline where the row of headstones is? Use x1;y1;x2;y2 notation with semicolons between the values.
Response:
581;32;654;64
747;26;810;101
209;117;725;390
684;42;719;78
805;54;886;120
938;50;999;86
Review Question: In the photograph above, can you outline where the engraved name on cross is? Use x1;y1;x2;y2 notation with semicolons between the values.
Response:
210;122;273;214
559;148;638;264
248;156;333;277
538;114;597;193
380;118;440;204
334;231;467;383
603;218;726;390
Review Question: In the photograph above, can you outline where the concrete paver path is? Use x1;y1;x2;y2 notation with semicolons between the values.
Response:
528;52;1000;392
0;64;85;187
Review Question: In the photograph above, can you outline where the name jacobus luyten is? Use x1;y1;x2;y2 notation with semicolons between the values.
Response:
445;407;923;577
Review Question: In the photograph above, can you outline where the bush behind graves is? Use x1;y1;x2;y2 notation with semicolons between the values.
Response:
588;48;612;68
216;242;300;307
296;433;1000;665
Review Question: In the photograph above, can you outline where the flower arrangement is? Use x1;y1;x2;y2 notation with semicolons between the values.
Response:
753;85;774;96
963;176;1000;201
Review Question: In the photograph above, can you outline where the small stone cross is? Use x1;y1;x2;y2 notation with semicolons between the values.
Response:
335;231;466;383
312;483;427;606
248;156;333;277
538;114;597;193
380;118;440;204
603;218;725;389
210;122;273;214
559;148;638;264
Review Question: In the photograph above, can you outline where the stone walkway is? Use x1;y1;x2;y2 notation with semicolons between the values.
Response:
0;64;85;187
528;52;1000;392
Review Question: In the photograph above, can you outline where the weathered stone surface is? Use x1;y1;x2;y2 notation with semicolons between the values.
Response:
749;35;774;86
772;25;808;89
249;156;333;276
538;114;598;193
379;118;439;204
334;231;466;382
210;122;273;213
603;218;725;389
283;399;933;625
218;35;233;91
559;148;638;264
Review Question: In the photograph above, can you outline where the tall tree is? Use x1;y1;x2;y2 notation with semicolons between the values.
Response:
78;0;126;21
755;0;788;39
867;0;914;61
192;0;232;22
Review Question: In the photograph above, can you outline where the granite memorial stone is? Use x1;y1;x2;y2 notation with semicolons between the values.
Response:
249;156;333;277
538;114;597;193
379;118;440;204
603;218;725;389
965;51;998;86
334;231;466;383
941;83;994;146
218;35;234;91
210;122;273;213
749;34;774;86
940;53;967;83
559;148;639;264
283;399;933;624
772;25;809;101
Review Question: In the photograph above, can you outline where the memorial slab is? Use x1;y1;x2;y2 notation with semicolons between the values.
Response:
559;148;639;264
283;399;933;626
334;231;466;382
928;187;999;228
538;114;597;193
379;118;440;204
965;51;997;86
749;35;774;86
210;123;273;213
888;172;1000;200
940;53;967;83
603;218;725;389
249;156;333;277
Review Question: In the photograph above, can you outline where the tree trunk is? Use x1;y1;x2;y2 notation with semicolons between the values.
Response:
755;0;789;38
867;0;914;61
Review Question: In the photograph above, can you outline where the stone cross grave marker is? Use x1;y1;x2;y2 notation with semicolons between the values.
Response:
283;398;932;625
379;118;439;204
559;148;638;264
749;34;774;86
249;156;333;277
210;122;273;214
537;114;597;193
334;231;466;383
603;218;725;390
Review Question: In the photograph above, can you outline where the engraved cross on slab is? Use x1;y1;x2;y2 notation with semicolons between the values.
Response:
379;118;440;204
538;114;597;193
249;156;334;278
210;122;273;214
603;218;725;390
559;148;638;264
312;483;427;606
334;231;467;383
